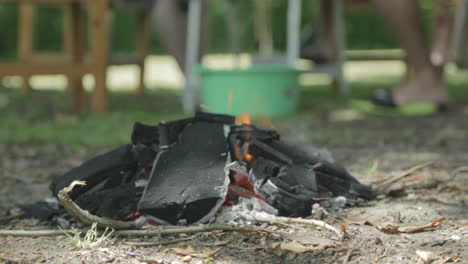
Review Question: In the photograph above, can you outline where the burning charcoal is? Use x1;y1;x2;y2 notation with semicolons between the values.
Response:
49;112;372;226
138;121;230;225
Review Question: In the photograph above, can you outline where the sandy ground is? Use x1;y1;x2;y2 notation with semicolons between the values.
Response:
0;110;467;264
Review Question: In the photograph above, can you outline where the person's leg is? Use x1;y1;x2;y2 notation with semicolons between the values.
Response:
372;0;448;105
431;0;456;67
301;0;337;62
153;0;187;73
153;0;208;74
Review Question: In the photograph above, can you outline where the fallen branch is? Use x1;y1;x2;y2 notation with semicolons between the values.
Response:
374;161;434;193
254;213;343;240
57;181;139;230
0;224;261;238
0;229;70;237
114;225;259;238
123;236;195;246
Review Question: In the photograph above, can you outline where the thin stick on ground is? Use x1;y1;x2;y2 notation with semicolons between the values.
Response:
0;225;262;238
253;213;343;240
123;236;195;246
374;160;434;193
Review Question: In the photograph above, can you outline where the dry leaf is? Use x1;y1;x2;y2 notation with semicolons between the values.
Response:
365;218;443;234
272;240;328;253
280;232;337;247
170;246;197;255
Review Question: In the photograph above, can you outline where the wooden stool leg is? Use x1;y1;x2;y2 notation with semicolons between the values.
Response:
135;10;150;96
66;3;86;112
18;2;34;92
89;0;109;113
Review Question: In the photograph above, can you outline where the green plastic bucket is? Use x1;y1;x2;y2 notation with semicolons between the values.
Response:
200;64;300;117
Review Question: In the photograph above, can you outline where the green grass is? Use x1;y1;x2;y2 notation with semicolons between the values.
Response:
1;68;468;147
0;87;188;146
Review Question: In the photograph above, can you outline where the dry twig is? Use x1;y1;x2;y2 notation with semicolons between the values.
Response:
374;161;434;192
123;236;195;246
254;213;343;240
0;225;261;238
58;181;139;230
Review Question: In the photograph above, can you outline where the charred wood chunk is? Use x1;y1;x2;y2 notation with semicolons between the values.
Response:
50;144;137;198
250;158;331;217
229;124;280;143
194;111;235;124
132;144;157;168
131;122;160;146
74;183;137;219
248;139;293;165
265;141;373;200
138;122;230;225
159;118;193;147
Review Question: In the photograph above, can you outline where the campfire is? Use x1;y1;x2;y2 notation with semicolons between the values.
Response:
47;112;373;226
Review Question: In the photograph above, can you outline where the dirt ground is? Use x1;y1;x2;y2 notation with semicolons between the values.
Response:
0;111;467;264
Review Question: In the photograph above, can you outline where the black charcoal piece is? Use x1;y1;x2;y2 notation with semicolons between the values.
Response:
138;121;230;225
262;140;373;200
21;199;60;221
50;145;137;198
249;158;331;217
131;122;159;146
74;183;137;219
194;111;235;124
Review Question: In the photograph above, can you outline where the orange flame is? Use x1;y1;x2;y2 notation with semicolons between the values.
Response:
235;113;251;125
234;113;254;163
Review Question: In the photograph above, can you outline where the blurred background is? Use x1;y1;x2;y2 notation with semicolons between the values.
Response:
0;0;467;147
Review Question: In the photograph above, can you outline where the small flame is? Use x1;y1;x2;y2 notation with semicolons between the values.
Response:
235;113;251;125
234;113;254;163
245;152;254;162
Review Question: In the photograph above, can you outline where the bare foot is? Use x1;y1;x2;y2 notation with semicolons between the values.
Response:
393;69;448;105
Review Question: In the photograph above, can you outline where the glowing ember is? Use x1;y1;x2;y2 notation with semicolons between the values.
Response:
235;113;251;125
234;113;255;163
